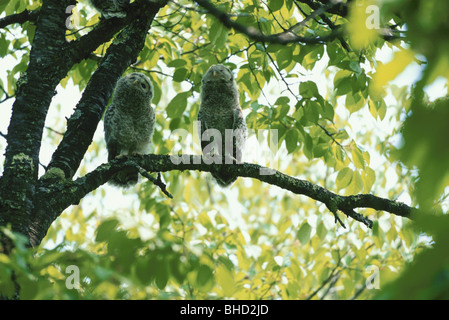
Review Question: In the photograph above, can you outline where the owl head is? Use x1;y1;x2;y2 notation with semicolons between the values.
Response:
202;64;235;85
117;72;154;101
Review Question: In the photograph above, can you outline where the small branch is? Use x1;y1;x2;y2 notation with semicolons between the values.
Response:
67;0;168;65
298;0;350;51
306;250;342;300
169;0;208;14
317;123;346;151
332;211;346;228
132;163;173;199
45;126;64;136
0;85;15;104
129;65;173;78
0;9;39;29
349;282;367;300
319;273;341;299
194;0;342;45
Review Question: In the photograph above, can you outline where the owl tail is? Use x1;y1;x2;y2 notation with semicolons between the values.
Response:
109;168;139;188
211;169;238;187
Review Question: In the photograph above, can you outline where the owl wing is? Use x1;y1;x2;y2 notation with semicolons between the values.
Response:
91;0;129;18
116;0;131;9
114;0;130;13
232;107;247;163
104;103;119;161
197;108;210;154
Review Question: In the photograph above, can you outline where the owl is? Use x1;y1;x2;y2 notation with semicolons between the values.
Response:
104;72;155;187
89;0;130;19
197;64;247;187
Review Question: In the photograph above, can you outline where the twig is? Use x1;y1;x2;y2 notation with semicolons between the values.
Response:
169;0;208;14
194;0;343;45
265;50;300;100
129;65;173;78
297;0;350;51
319;273;341;299
332;211;346;228
317;123;346;151
306;252;342;299
45;126;64;136
349;282;367;300
0;85;15;104
133;164;173;199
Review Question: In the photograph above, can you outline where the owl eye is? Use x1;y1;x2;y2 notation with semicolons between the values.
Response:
141;82;147;90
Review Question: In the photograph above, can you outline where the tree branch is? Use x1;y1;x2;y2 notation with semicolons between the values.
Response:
194;0;342;45
66;5;135;64
44;154;415;240
298;0;351;18
0;9;39;29
298;0;350;51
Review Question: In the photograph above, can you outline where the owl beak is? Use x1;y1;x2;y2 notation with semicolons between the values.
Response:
212;70;219;78
133;80;139;86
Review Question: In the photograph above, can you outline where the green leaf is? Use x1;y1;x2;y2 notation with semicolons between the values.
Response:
268;0;284;12
135;256;155;285
216;264;235;296
273;104;290;120
346;170;363;195
334;70;353;96
363;167;376;192
296;222;312;245
209;19;228;48
155;259;169;290
351;146;365;169
173;67;188;82
336;167;353;190
346;92;365;113
326;42;346;67
299;81;319;99
275;46;293;70
167;59;187;68
322;101;335;121
303;132;314;159
285;128;299;153
169;253;186;284
95;219;119;242
0;34;10;58
166;91;190;118
196;265;214;291
274;96;290;105
303;100;320;124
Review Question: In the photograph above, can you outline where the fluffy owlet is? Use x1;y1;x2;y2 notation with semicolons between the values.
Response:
197;64;247;187
104;72;155;187
89;0;130;19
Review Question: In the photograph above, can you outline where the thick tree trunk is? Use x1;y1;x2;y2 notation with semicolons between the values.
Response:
0;0;76;248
